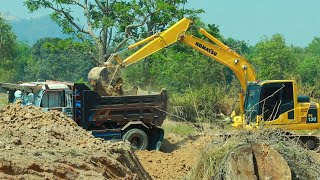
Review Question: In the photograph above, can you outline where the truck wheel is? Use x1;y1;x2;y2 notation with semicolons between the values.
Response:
122;128;149;150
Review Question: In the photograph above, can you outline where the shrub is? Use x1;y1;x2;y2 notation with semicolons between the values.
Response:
168;84;233;123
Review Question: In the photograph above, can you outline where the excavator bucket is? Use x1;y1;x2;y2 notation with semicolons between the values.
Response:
88;67;110;96
88;66;123;96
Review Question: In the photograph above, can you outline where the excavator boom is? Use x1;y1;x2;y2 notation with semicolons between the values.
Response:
123;18;192;66
118;18;256;90
180;31;256;91
88;18;256;97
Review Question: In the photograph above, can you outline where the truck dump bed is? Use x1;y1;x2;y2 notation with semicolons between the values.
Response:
78;88;168;130
74;84;167;130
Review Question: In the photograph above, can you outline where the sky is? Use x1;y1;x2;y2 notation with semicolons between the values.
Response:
1;0;320;47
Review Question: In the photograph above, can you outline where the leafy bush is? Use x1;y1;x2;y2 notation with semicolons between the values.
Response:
168;84;233;123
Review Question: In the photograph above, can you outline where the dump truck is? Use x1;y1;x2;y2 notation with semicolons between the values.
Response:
0;80;167;150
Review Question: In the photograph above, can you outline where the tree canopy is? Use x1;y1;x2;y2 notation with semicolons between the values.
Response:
24;0;203;65
0;17;18;82
251;34;297;80
24;37;94;82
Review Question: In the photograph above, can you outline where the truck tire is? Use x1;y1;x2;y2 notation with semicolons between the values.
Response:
122;128;149;150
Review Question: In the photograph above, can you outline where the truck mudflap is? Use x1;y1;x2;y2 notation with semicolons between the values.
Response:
148;127;164;150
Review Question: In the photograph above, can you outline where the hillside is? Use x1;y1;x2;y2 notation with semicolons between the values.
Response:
0;11;68;44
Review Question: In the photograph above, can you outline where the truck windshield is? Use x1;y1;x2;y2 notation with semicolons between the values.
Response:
41;91;64;108
244;84;261;122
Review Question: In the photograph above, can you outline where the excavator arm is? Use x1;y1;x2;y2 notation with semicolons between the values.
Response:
88;18;256;104
180;29;256;91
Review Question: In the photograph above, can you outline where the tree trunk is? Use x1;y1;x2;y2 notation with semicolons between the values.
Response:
97;43;106;66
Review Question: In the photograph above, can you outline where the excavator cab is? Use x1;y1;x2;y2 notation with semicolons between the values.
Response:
244;81;295;125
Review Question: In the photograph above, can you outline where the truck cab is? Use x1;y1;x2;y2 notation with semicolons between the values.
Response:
7;81;74;119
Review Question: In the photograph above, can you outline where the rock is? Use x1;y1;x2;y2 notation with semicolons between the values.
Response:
11;137;22;145
24;113;33;119
2;116;11;122
26;124;33;129
0;141;5;149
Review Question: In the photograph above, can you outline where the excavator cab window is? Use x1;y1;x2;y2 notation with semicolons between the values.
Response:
259;82;294;121
244;84;261;123
245;82;294;123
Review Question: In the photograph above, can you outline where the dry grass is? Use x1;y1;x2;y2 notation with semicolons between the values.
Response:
162;119;197;137
0;93;7;107
187;128;320;180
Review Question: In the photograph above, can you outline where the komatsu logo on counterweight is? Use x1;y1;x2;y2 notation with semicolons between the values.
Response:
195;42;217;56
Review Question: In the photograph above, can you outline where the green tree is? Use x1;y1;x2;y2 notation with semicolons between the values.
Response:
224;37;251;56
0;17;18;82
24;0;203;65
25;38;94;81
305;37;320;55
297;37;320;86
15;42;33;81
251;34;297;80
297;55;319;85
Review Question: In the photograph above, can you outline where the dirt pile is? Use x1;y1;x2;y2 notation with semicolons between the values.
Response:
136;133;216;180
0;102;151;179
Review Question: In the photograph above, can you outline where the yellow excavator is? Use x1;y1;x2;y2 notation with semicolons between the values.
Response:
88;18;320;149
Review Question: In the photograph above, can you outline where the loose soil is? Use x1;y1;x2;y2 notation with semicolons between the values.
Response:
136;124;222;180
0;102;150;179
136;134;207;179
136;121;320;180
